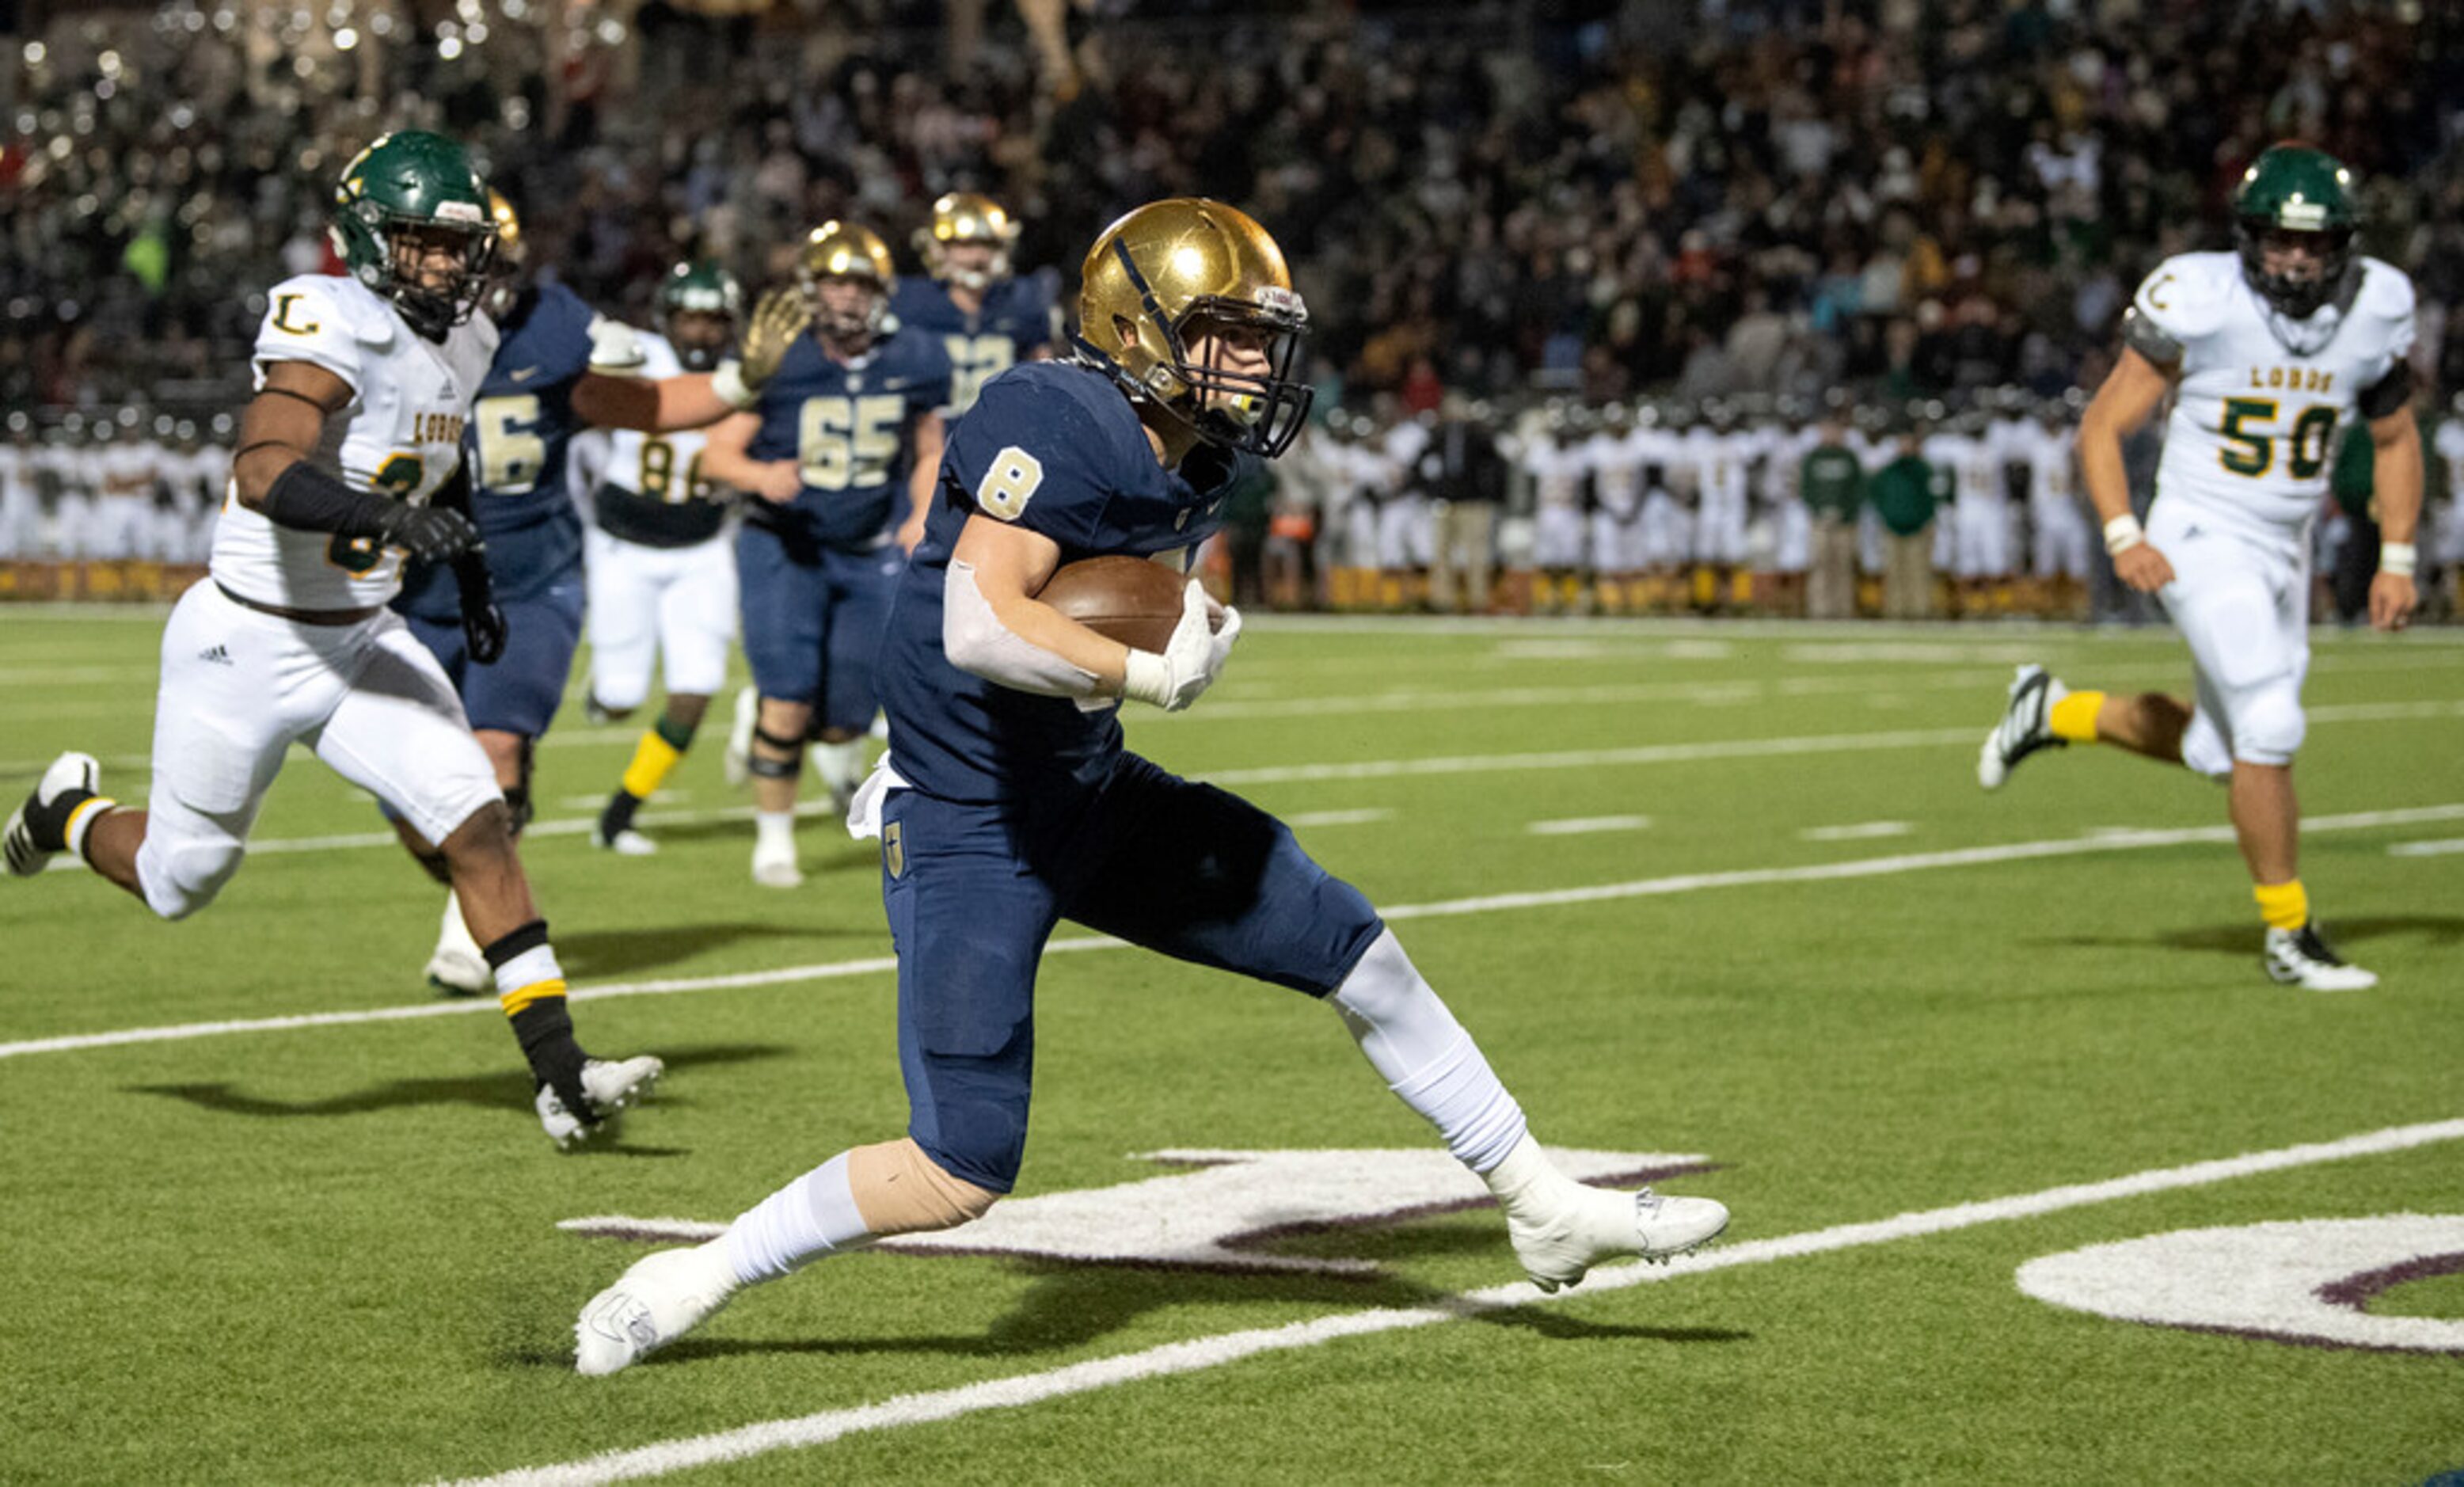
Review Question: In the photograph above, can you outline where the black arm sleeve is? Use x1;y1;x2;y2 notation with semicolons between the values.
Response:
2118;306;2183;367
2356;360;2413;420
260;458;399;538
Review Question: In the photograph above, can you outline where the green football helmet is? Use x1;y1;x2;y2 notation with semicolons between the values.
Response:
2231;143;2359;320
656;261;744;372
329;131;498;340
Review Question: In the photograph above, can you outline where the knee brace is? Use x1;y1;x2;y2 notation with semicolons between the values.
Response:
139;836;245;921
501;736;535;835
2229;677;2306;766
747;723;804;781
846;1137;999;1235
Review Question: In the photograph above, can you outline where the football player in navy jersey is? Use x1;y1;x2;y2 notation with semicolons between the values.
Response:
700;222;952;889
575;199;1731;1374
394;192;806;990
890;192;1057;416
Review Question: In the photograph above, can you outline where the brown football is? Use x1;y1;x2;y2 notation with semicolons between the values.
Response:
1036;554;1208;653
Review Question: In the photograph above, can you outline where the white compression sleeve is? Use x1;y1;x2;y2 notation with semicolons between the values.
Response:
721;1151;878;1287
1328;930;1529;1173
942;559;1105;698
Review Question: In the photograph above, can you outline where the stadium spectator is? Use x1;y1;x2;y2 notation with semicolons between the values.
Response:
1800;413;1865;620
1869;429;1937;620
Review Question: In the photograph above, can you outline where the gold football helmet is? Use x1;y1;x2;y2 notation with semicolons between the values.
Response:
482;188;527;319
1076;198;1313;458
797;220;896;342
917;191;1018;291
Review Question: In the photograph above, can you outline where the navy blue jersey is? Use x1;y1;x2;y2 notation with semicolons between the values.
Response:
743;329;953;553
889;275;1055;415
396;282;597;618
878;359;1252;803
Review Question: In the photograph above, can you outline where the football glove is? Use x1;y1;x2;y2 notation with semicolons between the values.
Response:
1122;580;1241;713
382;504;485;563
712;287;813;409
452;552;508;665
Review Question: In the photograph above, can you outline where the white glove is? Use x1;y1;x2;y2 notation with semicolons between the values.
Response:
1121;580;1241;712
586;317;648;375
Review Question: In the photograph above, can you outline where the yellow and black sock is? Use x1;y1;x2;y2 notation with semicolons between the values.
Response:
2049;690;2104;744
2254;880;2308;933
488;918;587;1108
604;714;696;838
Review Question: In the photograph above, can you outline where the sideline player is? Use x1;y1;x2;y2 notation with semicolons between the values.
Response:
572;198;1729;1373
891;191;1055;416
1978;144;2420;991
578;261;747;854
701;222;950;888
1;131;662;1145
400;193;795;991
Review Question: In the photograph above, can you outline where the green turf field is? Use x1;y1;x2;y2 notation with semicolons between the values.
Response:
4;608;2461;1485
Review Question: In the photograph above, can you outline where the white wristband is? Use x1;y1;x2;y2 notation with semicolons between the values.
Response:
2103;513;2146;556
710;359;759;410
1121;649;1169;709
2380;541;2417;578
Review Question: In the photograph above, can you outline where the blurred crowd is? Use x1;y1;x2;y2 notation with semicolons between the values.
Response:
6;1;2464;616
10;1;2464;414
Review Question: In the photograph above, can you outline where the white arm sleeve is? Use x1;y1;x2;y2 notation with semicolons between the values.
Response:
942;559;1105;699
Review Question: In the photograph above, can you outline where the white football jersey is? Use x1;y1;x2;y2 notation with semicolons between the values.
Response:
93;443;157;502
2433;419;2464;500
2017;421;2078;512
1524;441;1589;511
1584;430;1651;517
1685;429;1754;507
582;332;714;506
213;273;497;610
0;444;34;504
2134;250;2413;552
1923;430;2008;510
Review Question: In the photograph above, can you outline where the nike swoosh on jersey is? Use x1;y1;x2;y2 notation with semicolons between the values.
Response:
509;367;542;382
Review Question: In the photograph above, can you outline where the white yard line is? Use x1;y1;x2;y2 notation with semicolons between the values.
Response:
8;802;2458;1063
1800;821;1915;842
1283;808;1394;828
1527;815;1654;835
2387;838;2464;858
442;1114;2464;1487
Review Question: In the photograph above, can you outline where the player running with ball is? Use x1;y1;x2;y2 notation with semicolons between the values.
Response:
573;198;1730;1373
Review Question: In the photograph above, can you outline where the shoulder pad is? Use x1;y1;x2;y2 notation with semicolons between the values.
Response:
2352;257;2417;325
2131;254;2231;346
255;275;378;391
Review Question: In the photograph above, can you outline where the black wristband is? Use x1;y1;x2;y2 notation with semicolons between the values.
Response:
261;460;397;540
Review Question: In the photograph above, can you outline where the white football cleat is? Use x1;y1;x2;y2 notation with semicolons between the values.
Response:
1978;663;2067;790
5;751;103;877
424;891;492;996
750;837;802;889
591;825;659;858
575;1242;738;1376
536;1054;666;1149
721;684;758;788
1509;1185;1731;1293
2264;923;2377;992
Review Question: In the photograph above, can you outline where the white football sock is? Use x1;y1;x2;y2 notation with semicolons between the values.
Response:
753;811;797;853
438;889;482;956
721;1151;877;1287
1329;930;1529;1173
1479;1131;1583;1220
809;737;866;796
